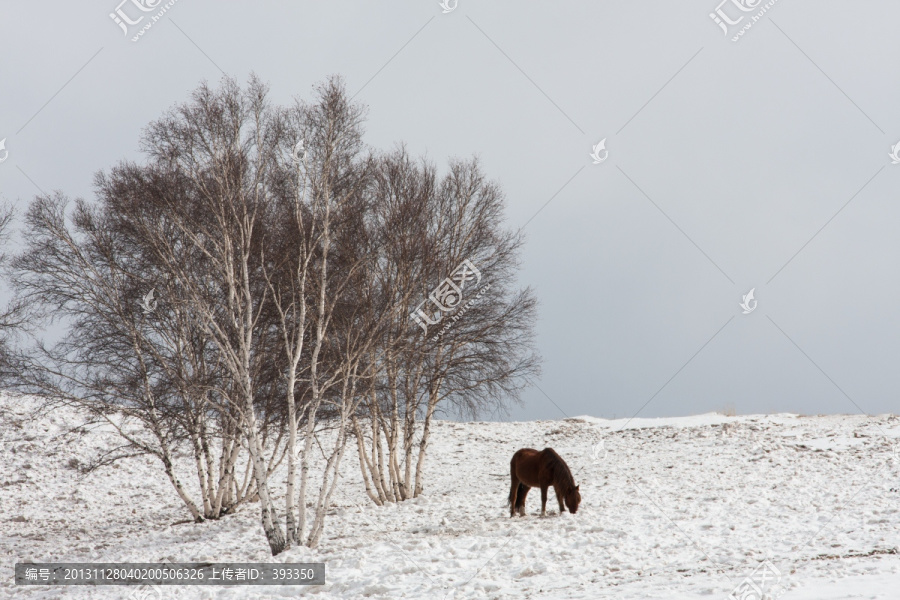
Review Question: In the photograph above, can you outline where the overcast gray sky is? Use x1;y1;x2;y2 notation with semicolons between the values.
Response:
1;1;898;421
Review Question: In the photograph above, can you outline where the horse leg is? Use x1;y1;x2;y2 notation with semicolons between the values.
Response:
540;486;548;517
508;474;519;518
517;484;530;516
555;484;565;514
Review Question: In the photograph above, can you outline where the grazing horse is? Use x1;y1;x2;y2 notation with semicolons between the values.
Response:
508;447;581;517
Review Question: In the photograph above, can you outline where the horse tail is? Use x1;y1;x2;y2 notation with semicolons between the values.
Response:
515;482;527;508
508;454;518;507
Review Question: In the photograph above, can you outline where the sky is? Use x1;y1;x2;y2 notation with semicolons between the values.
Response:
1;1;899;422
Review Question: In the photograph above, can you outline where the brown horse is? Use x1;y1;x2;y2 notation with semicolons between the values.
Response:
508;447;581;517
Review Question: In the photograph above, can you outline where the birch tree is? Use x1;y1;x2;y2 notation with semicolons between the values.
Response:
353;152;541;504
0;203;28;382
10;193;253;521
273;77;377;547
127;76;293;553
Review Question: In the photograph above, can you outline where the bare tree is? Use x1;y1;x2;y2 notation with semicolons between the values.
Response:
9;193;253;521
353;152;541;504
0;203;29;383
128;76;292;553
263;76;376;547
130;75;380;551
408;157;541;496
350;148;435;504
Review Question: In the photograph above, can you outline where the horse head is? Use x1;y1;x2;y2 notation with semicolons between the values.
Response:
565;484;581;514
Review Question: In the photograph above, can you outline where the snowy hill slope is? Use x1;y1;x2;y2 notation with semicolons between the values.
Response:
2;392;900;599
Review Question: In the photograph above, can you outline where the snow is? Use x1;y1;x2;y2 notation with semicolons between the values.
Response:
2;392;900;599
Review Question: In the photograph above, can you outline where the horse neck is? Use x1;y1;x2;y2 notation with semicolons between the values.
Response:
556;471;574;493
549;460;574;492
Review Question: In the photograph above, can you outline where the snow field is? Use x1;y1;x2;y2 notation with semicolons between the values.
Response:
2;394;900;599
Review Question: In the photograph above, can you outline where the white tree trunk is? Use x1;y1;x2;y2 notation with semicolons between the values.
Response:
353;416;383;505
159;446;203;522
296;395;321;544
372;401;394;502
414;388;441;497
242;393;286;555
284;365;300;545
308;421;350;548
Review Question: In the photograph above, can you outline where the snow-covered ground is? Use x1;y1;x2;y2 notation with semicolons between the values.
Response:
2;392;900;599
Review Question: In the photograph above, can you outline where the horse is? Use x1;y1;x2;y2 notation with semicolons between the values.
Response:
508;447;581;517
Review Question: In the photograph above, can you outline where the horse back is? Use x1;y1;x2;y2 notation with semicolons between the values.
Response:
511;448;541;462
511;447;546;487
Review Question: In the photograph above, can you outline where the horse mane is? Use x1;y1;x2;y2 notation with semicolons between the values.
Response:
542;447;576;492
